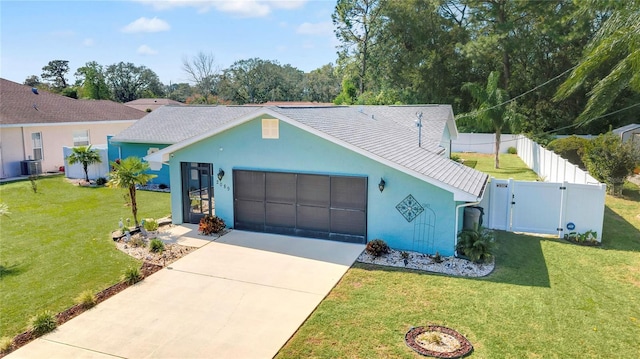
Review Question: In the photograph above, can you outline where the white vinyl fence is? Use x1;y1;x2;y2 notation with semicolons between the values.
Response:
452;133;519;154
63;145;110;180
456;133;607;241
478;178;606;240
515;135;599;184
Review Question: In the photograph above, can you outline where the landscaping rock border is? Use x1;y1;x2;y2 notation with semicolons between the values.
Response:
405;325;473;358
357;249;494;277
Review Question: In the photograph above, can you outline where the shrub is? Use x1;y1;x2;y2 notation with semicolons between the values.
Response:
30;310;57;336
143;218;159;231
433;251;443;263
365;239;390;257
129;235;145;248
547;135;589;169
95;177;108;186
507;146;517;154
451;154;462;163
198;215;226;235
122;266;142;285
0;336;12;353
149;239;165;253
583;132;640;196
456;227;495;263
75;289;96;309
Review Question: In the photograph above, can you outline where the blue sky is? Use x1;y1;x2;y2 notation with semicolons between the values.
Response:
0;0;339;85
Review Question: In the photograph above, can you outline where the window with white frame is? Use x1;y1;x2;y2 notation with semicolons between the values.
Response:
262;118;279;139
31;132;43;160
73;130;90;146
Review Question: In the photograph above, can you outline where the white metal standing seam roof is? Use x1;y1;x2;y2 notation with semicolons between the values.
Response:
129;105;488;200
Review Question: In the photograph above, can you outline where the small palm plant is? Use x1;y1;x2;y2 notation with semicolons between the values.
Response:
456;227;496;263
108;157;157;227
66;145;102;182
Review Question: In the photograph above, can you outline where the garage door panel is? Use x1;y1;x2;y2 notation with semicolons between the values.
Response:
235;200;265;225
235;171;265;201
265;203;296;227
331;177;367;210
330;209;366;236
297;205;330;232
266;173;296;203
297;174;330;207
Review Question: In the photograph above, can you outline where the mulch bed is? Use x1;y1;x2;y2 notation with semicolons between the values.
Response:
405;325;473;358
1;262;163;358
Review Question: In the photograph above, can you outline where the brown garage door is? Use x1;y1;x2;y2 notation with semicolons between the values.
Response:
233;170;367;243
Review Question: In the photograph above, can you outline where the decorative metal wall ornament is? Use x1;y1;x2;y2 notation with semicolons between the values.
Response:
396;194;424;222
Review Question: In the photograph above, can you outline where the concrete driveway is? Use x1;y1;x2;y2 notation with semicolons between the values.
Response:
8;231;364;359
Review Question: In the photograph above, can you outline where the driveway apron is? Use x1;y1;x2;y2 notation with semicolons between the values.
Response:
8;230;364;359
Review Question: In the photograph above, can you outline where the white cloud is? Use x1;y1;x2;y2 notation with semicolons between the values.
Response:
122;17;170;33
296;21;332;36
133;0;307;17
137;44;159;55
82;38;94;47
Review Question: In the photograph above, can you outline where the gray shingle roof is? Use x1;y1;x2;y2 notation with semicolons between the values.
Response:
124;104;487;200
270;106;486;198
111;105;262;144
0;78;146;125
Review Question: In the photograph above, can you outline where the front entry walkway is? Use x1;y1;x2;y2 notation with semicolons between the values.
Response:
8;231;364;359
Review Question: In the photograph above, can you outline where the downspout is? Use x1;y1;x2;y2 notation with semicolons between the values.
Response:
454;201;481;257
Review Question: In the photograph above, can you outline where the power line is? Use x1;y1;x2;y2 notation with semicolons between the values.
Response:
456;64;579;120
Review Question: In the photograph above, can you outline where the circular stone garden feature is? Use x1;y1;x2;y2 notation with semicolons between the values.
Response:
405;325;473;358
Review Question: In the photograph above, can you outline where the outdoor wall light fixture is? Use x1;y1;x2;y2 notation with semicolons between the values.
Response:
378;178;386;192
217;168;225;181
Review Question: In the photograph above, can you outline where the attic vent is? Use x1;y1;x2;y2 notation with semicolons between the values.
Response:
32;88;38;94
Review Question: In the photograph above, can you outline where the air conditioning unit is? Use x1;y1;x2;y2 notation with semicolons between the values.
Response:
20;160;42;176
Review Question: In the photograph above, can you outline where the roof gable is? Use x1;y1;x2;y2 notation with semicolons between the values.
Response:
0;78;146;125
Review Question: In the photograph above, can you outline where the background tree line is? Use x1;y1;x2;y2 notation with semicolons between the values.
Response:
332;0;639;137
24;0;638;139
24;57;341;106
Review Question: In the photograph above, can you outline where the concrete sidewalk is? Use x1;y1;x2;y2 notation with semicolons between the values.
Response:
8;231;364;359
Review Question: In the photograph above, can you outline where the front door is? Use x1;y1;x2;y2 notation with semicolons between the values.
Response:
181;162;214;224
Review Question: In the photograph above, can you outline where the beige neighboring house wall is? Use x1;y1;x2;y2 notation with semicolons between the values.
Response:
0;78;146;178
1;121;135;177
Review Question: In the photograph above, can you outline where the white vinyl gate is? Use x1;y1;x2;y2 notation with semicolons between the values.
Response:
481;178;606;241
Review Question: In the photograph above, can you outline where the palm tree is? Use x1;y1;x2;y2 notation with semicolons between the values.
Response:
555;2;640;125
462;71;510;169
107;157;157;227
66;145;102;182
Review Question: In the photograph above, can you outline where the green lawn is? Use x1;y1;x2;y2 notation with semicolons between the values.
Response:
277;154;640;358
454;152;540;181
0;175;170;338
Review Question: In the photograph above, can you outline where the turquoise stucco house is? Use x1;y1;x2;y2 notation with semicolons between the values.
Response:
109;105;488;256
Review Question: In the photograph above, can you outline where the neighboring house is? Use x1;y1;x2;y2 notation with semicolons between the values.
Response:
0;78;146;178
124;98;184;112
112;105;488;256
